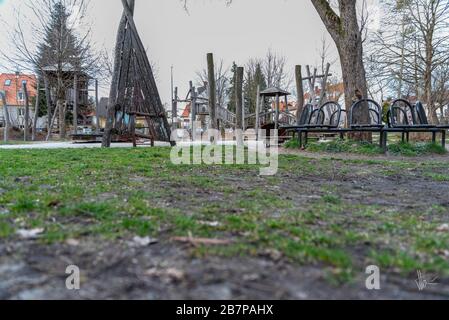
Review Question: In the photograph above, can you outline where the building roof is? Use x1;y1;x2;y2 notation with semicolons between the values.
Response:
0;73;37;107
181;103;191;118
260;87;291;97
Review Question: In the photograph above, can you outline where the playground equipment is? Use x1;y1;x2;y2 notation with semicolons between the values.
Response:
170;52;336;145
102;0;172;147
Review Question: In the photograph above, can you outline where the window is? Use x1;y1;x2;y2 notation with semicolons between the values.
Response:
4;79;11;86
22;80;27;85
17;91;24;101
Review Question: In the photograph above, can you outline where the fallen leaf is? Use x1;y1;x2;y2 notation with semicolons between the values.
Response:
16;228;44;239
66;239;80;246
132;236;158;247
198;221;221;227
144;268;185;281
171;236;232;246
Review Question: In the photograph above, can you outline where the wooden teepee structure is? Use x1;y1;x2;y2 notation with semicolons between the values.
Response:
102;0;172;147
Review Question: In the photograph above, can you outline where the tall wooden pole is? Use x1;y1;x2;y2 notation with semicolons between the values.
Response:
95;79;99;129
236;67;244;146
319;63;331;106
43;74;52;136
32;79;40;141
295;65;305;125
255;85;261;140
190;81;196;140
73;74;78;133
275;94;280;130
1;92;10;142
207;53;217;129
236;67;244;131
22;83;30;141
172;86;178;130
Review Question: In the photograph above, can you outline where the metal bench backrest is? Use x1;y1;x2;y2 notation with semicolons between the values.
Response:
298;104;314;125
316;101;342;127
414;101;430;125
350;99;382;126
389;99;415;127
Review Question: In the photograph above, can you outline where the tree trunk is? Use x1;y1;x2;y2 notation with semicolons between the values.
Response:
58;99;66;139
311;0;369;140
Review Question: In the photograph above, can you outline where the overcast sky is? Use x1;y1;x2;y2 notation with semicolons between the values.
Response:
0;0;380;105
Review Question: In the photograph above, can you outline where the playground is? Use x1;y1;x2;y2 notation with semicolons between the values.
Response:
1;0;449;302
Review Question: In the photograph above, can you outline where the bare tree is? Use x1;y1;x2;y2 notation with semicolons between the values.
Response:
196;59;230;108
370;0;449;123
262;49;293;90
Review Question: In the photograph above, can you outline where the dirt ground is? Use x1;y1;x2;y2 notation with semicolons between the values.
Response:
1;239;448;300
1;147;449;300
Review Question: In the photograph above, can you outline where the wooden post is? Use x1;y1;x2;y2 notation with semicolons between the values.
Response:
190;81;196;140
1;92;10;142
319;63;331;106
275;94;280;130
236;67;244;147
242;92;246;130
207;53;217;129
172;86;178;131
306;66;318;105
32;79;40;141
43;74;52;136
295;65;305;125
95;79;99;129
255;85;261;140
73;74;78;134
22;83;30;141
236;67;244;131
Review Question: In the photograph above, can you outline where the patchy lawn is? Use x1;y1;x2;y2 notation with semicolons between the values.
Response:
1;148;449;299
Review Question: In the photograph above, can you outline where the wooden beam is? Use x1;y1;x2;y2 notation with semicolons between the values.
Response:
0;92;10;142
295;65;305;125
319;63;331;106
207;53;217;129
73;74;78;133
236;67;244;131
22;82;30;141
32;78;40;141
255;85;261;140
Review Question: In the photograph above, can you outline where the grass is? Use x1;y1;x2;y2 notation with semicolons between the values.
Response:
285;137;447;156
0;147;449;284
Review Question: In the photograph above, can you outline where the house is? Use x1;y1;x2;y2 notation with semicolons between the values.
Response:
0;73;37;128
303;82;345;106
